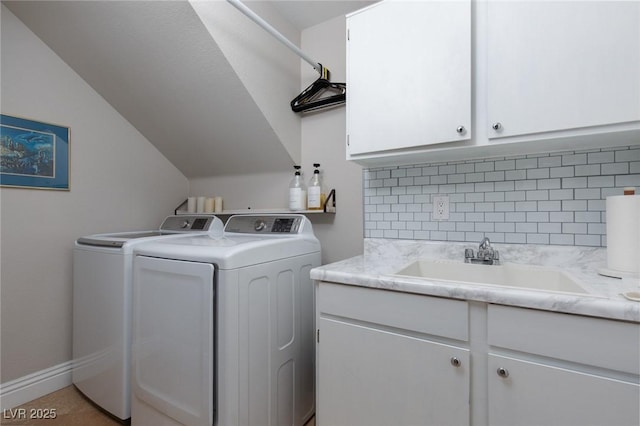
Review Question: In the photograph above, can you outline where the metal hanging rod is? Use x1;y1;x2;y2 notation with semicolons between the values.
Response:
226;0;323;75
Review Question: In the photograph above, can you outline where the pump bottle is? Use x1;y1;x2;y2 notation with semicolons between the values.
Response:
289;165;307;211
307;163;326;210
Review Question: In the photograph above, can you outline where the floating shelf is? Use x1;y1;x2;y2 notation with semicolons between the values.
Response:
175;189;336;216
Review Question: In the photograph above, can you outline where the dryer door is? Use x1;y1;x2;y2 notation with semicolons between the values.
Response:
133;256;215;426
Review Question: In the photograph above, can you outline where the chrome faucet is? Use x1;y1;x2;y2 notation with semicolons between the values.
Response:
464;237;500;265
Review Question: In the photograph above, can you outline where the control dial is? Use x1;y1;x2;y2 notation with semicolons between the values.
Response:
254;219;267;232
181;220;191;229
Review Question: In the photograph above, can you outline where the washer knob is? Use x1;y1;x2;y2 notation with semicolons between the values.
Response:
181;220;191;229
254;220;266;232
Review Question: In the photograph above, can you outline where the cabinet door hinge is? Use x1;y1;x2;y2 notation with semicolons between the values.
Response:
317;329;320;343
347;29;350;41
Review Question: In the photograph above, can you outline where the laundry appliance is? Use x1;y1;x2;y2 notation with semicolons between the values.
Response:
131;214;320;426
72;215;224;420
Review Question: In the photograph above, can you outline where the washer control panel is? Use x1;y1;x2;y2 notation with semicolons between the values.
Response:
225;215;304;234
159;215;221;233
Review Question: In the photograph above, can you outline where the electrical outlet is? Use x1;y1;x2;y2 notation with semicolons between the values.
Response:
432;195;449;220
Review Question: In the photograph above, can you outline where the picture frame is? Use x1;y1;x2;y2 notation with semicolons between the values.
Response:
0;114;70;190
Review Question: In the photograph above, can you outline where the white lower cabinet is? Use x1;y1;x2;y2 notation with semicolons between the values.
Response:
487;304;640;426
316;282;640;426
316;282;470;426
318;318;469;426
488;354;639;426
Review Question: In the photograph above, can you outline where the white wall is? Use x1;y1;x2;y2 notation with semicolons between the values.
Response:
188;15;364;265
301;15;364;264
0;6;188;382
189;171;292;211
190;0;302;165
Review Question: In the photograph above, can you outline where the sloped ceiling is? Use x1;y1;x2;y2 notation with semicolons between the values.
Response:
3;0;375;178
3;0;295;178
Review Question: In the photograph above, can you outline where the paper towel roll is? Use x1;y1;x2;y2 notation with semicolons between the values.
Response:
606;195;640;274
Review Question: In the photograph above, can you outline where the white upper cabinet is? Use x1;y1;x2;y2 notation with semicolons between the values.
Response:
487;1;640;139
346;0;471;156
346;0;640;167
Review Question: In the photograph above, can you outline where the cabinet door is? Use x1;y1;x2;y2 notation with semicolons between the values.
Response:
488;1;640;139
346;0;471;155
488;354;640;426
317;317;470;426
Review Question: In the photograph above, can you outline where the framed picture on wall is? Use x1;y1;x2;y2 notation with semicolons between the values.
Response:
0;114;70;190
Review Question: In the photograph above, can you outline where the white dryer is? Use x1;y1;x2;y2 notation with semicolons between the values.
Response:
131;215;320;426
73;215;224;420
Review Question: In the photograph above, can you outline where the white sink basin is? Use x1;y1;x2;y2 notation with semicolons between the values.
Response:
393;259;589;295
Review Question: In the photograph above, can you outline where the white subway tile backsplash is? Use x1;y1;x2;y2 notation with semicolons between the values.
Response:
363;146;638;247
506;170;527;180
575;164;600;176
485;192;506;202
538;156;562;168
537;201;561;211
562;177;587;188
563;223;587;234
495;159;516;170
615;148;640;162
574;188;600;199
575;234;601;246
550;167;574;178
550;211;573;222
587;176;614;187
527;233;549;244
562;200;587;211
587;151;614;164
538;223;561;234
516;180;537;191
495;202;515;212
476;161;495;172
616;174;640;187
516;158;538;169
505;233;527;243
527;168;550;179
562;153;587;165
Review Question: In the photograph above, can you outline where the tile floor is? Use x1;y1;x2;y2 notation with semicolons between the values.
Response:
1;386;119;426
1;386;316;426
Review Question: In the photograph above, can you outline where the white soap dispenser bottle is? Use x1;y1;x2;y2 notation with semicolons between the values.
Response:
289;165;307;211
307;163;325;210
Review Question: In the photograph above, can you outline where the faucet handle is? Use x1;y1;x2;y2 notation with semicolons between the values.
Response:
479;237;491;250
465;248;475;259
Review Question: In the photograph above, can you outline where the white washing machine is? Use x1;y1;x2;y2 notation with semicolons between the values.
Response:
72;215;224;421
131;214;320;426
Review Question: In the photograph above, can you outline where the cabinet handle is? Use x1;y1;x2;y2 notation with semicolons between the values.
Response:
492;122;503;131
497;367;509;378
450;357;461;367
456;126;466;134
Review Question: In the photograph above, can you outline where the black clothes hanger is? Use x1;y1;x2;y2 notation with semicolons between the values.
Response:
225;1;345;114
290;64;346;113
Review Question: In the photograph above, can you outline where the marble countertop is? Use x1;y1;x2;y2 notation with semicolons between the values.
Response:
311;239;640;322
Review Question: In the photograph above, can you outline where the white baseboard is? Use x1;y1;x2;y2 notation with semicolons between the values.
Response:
0;361;73;410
